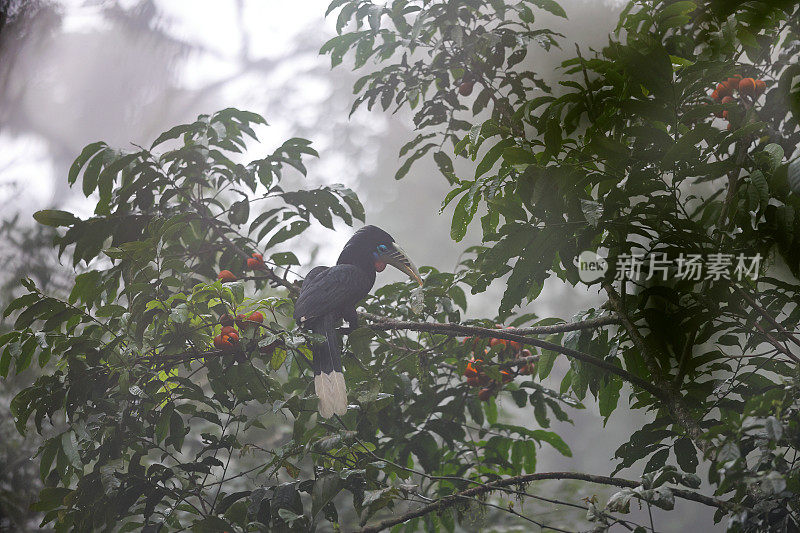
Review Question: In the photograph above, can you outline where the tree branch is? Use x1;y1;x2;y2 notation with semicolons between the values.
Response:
360;314;662;398
604;284;712;454
358;471;730;533
733;285;800;363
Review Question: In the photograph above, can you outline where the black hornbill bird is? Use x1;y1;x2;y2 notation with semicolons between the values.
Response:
293;225;423;418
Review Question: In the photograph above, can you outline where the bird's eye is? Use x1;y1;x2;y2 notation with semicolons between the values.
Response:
377;244;389;253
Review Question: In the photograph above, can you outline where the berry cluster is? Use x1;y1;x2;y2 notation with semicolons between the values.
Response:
212;311;264;351
216;252;268;283
462;326;535;402
709;75;767;129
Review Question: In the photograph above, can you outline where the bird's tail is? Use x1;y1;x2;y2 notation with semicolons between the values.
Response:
311;315;347;418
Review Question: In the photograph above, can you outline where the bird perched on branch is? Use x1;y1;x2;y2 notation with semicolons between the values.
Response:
294;225;423;418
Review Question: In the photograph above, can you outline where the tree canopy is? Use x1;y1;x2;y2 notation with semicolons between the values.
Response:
2;0;800;531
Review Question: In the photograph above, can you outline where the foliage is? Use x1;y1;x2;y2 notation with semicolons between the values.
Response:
320;0;800;530
2;0;800;532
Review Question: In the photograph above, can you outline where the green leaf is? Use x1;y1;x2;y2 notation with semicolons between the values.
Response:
312;474;342;521
68;141;107;185
788;158;800;194
598;376;622;424
61;432;82;469
749;170;769;209
271;347;287;370
33;210;79;227
229;200;250;225
762;143;784;171
674;437;698;473
450;193;477;242
531;429;572;456
155;404;174;444
151;123;196;148
475;139;514;179
191;516;233;532
529;0;567;18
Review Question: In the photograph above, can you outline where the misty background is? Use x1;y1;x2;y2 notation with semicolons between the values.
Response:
0;0;721;530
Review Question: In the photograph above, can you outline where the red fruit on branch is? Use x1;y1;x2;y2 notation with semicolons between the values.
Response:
220;314;234;327
246;256;266;271
738;78;756;98
724;75;741;91
478;388;492;402
217;270;237;282
715;82;732;99
464;362;478;378
489;337;506;348
518;363;533;375
221;325;237;336
214;334;234;350
755;79;766;96
248;311;264;324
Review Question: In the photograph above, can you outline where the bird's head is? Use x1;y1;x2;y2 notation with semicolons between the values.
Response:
338;225;423;285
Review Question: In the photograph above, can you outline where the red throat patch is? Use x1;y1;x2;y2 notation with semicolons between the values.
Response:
374;261;386;272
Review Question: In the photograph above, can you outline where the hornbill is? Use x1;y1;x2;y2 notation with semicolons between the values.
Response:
293;225;423;418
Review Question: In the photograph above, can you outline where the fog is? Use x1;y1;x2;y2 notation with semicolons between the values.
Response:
0;0;721;530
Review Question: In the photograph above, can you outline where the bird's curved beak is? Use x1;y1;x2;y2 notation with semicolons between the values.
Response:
379;243;423;285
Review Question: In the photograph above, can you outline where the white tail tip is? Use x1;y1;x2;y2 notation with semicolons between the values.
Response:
315;371;347;418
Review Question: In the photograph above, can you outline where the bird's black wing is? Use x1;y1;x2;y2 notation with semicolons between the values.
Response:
293;264;372;324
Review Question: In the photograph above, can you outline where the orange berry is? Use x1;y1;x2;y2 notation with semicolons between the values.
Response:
478;388;492;402
217;270;237;283
221;325;237;336
710;90;719;101
738;78;756;98
220;314;234;327
724;76;741;91
722;110;729;120
226;331;239;344
464;363;478;378
251;253;263;262
755;79;766;95
246;257;265;271
716;83;731;99
489;338;506;348
214;334;234;350
248;311;264;324
721;96;734;104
